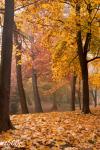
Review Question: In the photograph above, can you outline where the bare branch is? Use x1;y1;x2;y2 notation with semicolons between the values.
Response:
14;29;33;42
69;53;78;66
90;6;99;24
0;0;42;14
87;56;100;63
15;0;40;12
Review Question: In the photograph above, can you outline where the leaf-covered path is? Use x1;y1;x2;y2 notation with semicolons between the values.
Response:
0;107;100;150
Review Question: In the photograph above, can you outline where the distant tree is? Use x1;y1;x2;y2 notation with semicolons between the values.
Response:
71;73;77;111
32;69;43;112
90;88;97;107
77;77;82;110
31;49;43;113
52;92;58;111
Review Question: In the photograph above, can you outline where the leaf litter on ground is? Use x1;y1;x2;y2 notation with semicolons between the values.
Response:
0;107;100;150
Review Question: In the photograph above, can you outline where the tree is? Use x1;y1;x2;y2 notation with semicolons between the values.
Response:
52;92;58;111
20;38;44;113
75;1;99;113
38;0;99;114
14;23;29;114
71;72;77;111
89;60;100;107
90;87;97;107
77;77;82;110
31;46;43;113
0;0;14;131
32;69;43;112
75;2;90;113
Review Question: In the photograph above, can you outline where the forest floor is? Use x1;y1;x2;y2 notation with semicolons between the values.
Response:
0;107;100;150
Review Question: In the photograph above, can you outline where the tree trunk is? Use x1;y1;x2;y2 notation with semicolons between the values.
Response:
71;73;77;111
76;3;91;114
91;88;97;107
32;69;43;113
16;48;29;114
14;24;28;114
52;92;57;111
0;0;14;132
94;89;97;107
81;61;90;113
77;78;81;110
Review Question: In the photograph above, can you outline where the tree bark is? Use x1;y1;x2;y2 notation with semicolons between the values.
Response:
71;73;77;111
32;69;43;112
0;0;14;132
77;79;81;110
16;52;29;114
81;61;90;113
14;24;28;114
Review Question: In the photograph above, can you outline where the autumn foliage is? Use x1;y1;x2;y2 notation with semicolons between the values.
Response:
0;0;100;145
